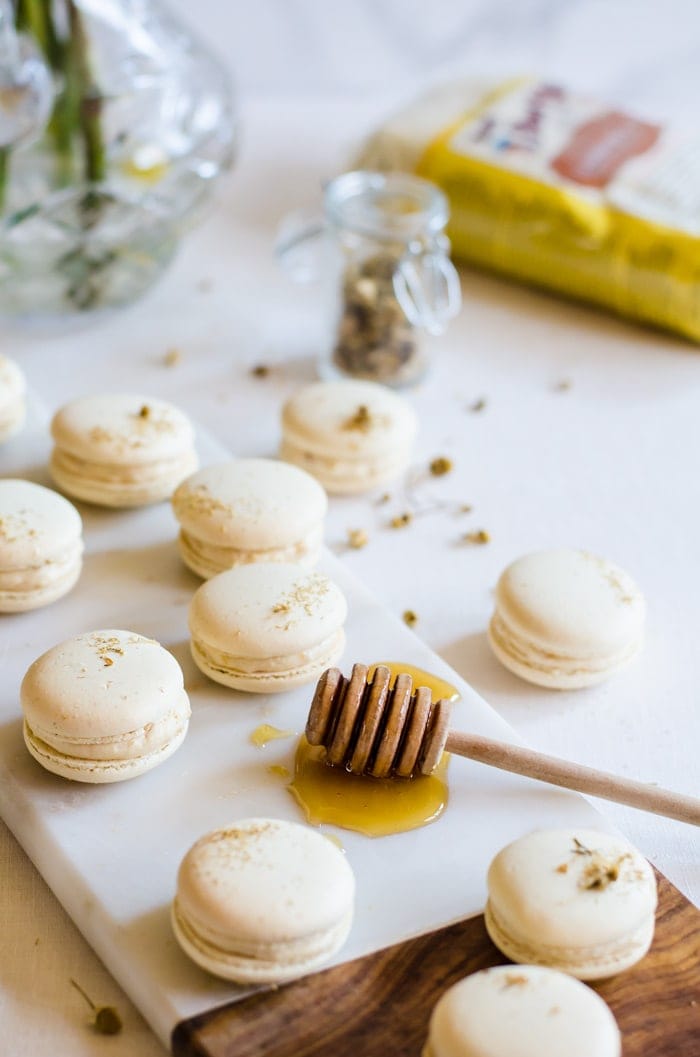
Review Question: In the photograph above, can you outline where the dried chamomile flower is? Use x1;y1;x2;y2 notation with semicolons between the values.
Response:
390;512;412;529
70;979;123;1036
347;528;369;549
429;456;453;476
251;364;270;378
402;609;418;627
469;397;487;412
464;529;490;544
163;347;182;367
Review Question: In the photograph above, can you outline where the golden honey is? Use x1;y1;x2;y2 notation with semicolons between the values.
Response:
250;724;294;748
288;662;459;837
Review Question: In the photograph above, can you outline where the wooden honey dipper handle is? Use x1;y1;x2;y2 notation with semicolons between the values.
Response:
443;731;700;826
307;665;700;826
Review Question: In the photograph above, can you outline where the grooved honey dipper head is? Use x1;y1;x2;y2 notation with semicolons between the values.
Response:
306;664;453;778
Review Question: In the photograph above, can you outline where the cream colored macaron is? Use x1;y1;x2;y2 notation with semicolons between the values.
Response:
488;549;646;689
172;817;355;984
485;828;657;980
280;379;417;494
0;479;83;612
189;562;347;693
424;965;621;1057
21;629;191;782
50;393;198;507
0;355;26;441
172;458;328;579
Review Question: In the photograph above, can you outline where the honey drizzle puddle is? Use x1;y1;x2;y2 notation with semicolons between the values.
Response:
250;724;294;748
288;662;459;838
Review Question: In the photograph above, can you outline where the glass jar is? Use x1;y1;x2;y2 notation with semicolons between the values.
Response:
278;171;461;387
0;0;235;318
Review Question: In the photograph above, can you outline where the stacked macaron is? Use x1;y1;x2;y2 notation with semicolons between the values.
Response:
0;479;83;612
50;393;198;507
0;354;26;442
488;549;646;689
21;629;191;783
189;562;347;692
280;379;417;494
172;458;328;579
172;818;355;983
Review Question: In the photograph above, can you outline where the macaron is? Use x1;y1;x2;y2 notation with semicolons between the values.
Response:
172;817;355;984
0;354;26;441
189;562;347;693
485;828;657;980
424;965;621;1057
172;458;328;579
280;379;417;494
50;393;198;507
488;549;646;689
21;629;191;783
0;479;83;612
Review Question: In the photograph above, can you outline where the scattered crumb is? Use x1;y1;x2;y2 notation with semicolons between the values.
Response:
463;529;490;544
553;378;572;392
138;404;150;418
251;364;270;378
390;512;412;529
102;656;114;668
163;347;182;367
548;1006;561;1016
402;609;418;627
347;528;369;549
375;492;391;506
502;973;529;988
555;863;568;874
429;456;453;477
469;397;487;412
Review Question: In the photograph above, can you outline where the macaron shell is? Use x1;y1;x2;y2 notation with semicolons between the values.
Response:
51;393;196;466
426;965;621;1057
172;459;328;550
188;563;347;659
21;630;189;740
281;379;416;459
0;479;83;570
494;550;645;658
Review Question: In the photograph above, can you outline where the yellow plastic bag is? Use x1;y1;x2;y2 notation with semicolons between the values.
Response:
359;77;700;342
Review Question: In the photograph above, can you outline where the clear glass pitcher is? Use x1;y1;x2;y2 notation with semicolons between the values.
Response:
277;171;461;387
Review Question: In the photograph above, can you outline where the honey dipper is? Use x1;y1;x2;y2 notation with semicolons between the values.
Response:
306;665;700;826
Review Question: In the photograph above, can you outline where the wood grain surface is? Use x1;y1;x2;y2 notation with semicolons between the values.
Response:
172;873;699;1057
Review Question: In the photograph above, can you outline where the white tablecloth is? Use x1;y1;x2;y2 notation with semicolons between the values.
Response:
2;3;699;1053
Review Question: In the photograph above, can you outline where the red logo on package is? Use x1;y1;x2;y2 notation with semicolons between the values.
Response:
551;112;661;188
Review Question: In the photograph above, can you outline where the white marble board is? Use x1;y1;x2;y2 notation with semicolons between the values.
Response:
0;401;607;1049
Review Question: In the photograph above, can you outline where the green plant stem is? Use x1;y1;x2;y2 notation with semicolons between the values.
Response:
67;0;105;184
0;149;8;213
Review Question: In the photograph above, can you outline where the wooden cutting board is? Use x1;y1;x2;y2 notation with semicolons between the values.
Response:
172;872;699;1057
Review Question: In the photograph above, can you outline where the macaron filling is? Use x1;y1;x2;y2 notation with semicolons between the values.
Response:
171;900;353;983
280;437;409;488
484;898;655;980
178;525;323;579
488;610;642;684
191;628;345;684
